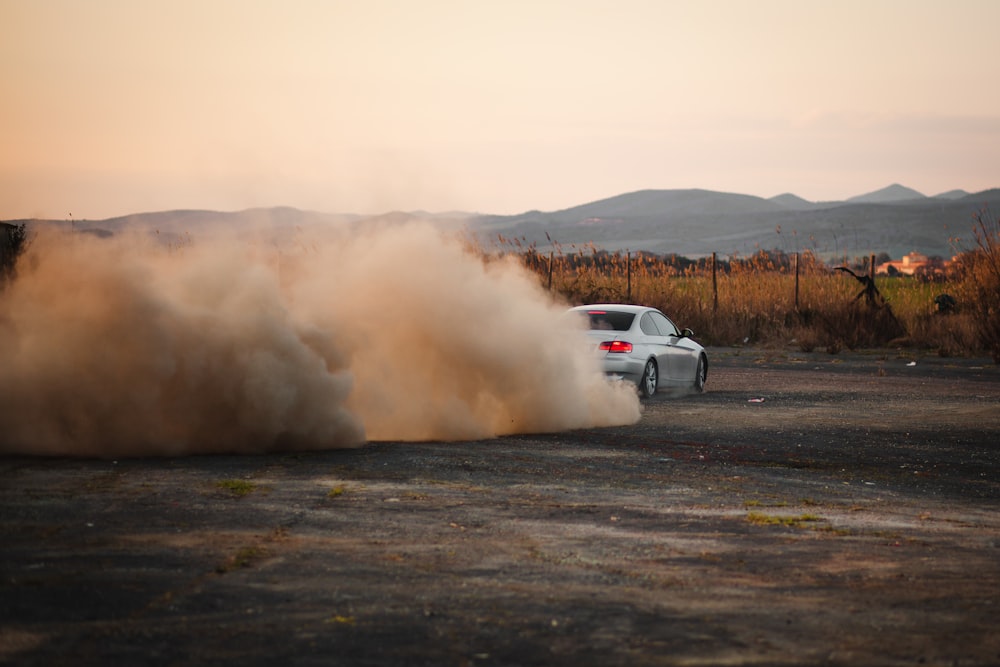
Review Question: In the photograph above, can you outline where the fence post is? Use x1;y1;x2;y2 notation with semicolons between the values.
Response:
794;252;800;311
711;252;718;313
626;251;632;303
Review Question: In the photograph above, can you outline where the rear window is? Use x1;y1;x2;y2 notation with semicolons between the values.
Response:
583;310;635;331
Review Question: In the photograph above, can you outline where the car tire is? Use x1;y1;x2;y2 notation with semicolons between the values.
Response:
694;354;707;393
639;359;657;398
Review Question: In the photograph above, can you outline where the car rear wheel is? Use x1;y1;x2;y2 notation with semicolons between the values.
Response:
639;359;657;398
694;354;707;393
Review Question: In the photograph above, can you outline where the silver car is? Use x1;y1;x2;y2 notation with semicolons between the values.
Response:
568;304;707;398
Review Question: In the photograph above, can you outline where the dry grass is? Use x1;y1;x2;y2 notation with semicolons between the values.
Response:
951;209;1000;361
488;235;995;358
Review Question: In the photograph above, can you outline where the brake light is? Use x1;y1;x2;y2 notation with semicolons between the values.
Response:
599;340;633;353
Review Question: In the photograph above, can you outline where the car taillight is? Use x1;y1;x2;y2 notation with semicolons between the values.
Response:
599;340;633;353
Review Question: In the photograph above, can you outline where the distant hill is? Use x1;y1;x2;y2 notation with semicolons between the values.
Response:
933;189;970;200
6;184;999;262
768;193;817;211
469;185;1000;260
548;189;783;220
847;183;926;204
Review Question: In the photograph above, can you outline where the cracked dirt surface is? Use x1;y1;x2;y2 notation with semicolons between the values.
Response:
2;347;999;666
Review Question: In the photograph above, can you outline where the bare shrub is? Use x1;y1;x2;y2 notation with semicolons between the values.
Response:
952;209;1000;362
1;223;29;282
909;311;979;357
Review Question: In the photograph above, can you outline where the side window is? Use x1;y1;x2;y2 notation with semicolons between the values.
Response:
639;313;660;335
651;312;679;337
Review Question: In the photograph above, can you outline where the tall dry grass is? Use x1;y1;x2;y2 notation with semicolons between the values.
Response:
489;235;992;358
949;209;1000;361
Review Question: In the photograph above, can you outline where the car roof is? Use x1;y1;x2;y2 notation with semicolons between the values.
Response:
569;304;656;314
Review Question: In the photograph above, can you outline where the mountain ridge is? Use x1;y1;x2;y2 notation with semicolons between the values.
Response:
847;183;927;203
471;186;1000;260
6;185;999;261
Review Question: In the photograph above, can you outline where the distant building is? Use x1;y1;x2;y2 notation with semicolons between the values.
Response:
876;251;934;276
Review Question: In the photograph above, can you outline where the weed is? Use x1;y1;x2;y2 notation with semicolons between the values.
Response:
744;499;789;508
266;527;291;544
84;472;123;493
216;479;257;497
746;511;824;528
325;615;356;626
216;545;266;573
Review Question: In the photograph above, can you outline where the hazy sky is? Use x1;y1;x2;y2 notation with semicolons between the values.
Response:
2;0;998;220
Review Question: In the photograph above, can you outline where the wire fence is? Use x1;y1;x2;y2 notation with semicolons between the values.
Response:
511;247;952;349
521;248;878;309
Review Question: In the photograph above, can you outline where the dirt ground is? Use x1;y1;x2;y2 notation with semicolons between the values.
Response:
2;347;999;666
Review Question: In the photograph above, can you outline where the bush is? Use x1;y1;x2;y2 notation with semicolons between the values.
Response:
1;223;29;282
953;209;1000;362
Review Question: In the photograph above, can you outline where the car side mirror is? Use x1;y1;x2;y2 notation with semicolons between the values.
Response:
681;328;695;338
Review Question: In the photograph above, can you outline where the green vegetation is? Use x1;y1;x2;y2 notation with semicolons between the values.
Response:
744;499;789;508
325;614;357;626
215;479;257;497
746;512;824;528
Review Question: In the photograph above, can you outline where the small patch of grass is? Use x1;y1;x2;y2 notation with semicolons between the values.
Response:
746;511;824;528
743;499;789;508
325;614;356;626
216;545;266;573
84;472;124;493
268;526;290;542
420;478;492;493
216;479;257;497
871;530;903;540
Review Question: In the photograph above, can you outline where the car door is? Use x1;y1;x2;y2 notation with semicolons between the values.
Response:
649;311;694;383
638;312;671;388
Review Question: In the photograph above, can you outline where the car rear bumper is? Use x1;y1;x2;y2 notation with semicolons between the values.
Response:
599;355;646;385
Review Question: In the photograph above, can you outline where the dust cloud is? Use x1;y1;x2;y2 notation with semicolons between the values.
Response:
0;222;640;457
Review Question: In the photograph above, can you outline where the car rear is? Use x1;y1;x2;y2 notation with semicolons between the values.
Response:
572;307;648;385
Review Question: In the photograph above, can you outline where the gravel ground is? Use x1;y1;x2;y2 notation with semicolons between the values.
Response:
2;347;999;666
